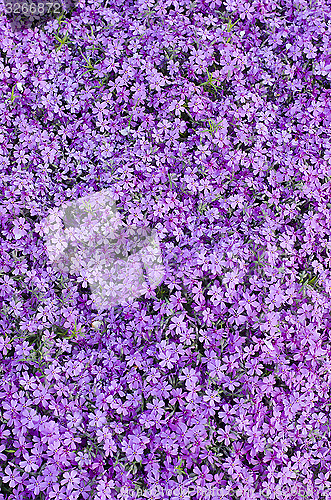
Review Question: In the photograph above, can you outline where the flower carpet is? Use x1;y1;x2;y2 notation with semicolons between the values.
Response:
0;0;331;498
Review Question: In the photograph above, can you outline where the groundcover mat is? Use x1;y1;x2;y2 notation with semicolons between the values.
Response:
1;0;331;498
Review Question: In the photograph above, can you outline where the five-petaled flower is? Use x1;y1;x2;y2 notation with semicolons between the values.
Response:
60;470;81;492
12;217;29;239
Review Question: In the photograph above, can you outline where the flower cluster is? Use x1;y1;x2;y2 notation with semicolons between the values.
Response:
0;0;331;499
42;187;165;310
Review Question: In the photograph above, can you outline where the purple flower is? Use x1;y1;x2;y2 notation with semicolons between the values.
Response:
96;478;115;500
217;425;236;446
15;341;33;358
0;334;11;355
0;444;7;461
19;451;39;473
12;218;29;240
193;465;213;487
21;408;40;429
2;466;21;488
203;389;221;408
49;483;68;499
122;433;150;462
26;475;48;495
60;470;81;492
168;314;187;334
